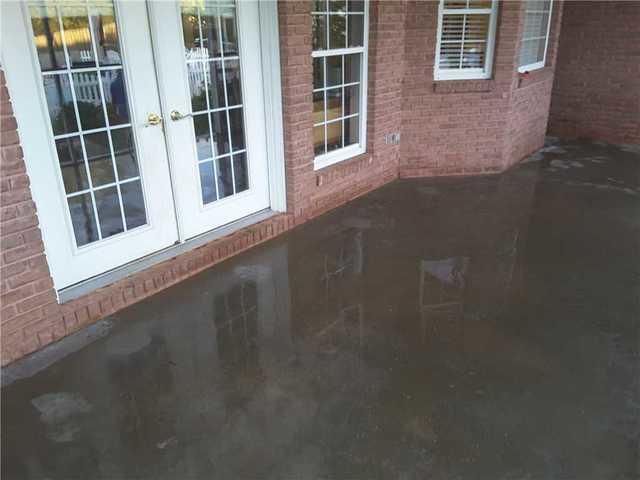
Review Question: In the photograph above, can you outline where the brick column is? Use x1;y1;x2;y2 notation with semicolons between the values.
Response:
1;69;59;363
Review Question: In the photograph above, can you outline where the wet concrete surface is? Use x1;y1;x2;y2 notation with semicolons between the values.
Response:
2;139;639;479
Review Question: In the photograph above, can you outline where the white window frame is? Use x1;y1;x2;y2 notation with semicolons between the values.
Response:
517;0;553;73
311;1;369;171
434;0;499;81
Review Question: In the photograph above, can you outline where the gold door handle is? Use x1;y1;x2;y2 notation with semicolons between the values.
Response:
170;110;193;121
145;112;162;127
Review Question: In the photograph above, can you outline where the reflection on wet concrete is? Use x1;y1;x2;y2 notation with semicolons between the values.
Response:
2;139;639;479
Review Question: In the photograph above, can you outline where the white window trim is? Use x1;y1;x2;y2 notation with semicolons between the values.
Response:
434;0;499;81
314;143;364;170
517;1;554;73
312;1;369;171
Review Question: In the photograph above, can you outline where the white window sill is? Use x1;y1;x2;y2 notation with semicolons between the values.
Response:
434;69;492;81
314;144;365;171
518;61;545;73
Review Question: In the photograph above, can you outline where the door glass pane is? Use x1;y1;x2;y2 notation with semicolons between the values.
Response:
193;113;213;160
188;62;208;112
68;193;99;246
85;131;114;187
200;6;222;58
101;70;130;125
30;5;66;71
211;110;230;156
43;74;77;135
112;128;139;180
90;2;122;66
120;180;147;229
224;59;242;106
199;161;217;204
216;156;234;199
232;153;248;193
72;71;106;130
56;136;88;194
60;4;95;69
206;60;225;110
29;0;149;247
220;7;238;56
229;108;245;151
181;0;250;207
94;186;124;237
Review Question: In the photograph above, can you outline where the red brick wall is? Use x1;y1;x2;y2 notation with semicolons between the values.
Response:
401;1;564;176
278;0;402;219
548;1;640;145
1;0;566;365
1;70;58;361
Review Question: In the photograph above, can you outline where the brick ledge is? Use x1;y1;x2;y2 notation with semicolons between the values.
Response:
433;79;495;94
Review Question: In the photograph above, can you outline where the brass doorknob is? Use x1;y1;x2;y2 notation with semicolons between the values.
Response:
170;110;193;121
145;112;162;127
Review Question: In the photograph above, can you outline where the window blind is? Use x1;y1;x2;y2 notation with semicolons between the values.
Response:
435;0;498;80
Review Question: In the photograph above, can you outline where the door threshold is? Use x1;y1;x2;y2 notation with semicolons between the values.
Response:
58;209;278;304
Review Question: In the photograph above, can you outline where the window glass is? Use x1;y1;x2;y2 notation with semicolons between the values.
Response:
518;0;553;71
311;0;367;165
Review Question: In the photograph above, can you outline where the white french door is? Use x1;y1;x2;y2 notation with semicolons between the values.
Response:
1;0;272;290
149;0;270;240
3;0;180;289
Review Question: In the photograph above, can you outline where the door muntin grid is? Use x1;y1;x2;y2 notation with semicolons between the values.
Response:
29;0;148;248
180;0;249;206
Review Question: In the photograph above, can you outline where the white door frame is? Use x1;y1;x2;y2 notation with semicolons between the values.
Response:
256;0;286;213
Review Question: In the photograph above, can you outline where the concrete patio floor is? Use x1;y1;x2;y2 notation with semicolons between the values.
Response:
2;139;639;479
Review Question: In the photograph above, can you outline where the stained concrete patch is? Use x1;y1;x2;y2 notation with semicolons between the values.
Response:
584;156;606;164
565;181;640;196
32;392;92;423
549;159;585;169
31;392;92;443
522;151;545;163
106;328;151;356
157;437;178;449
618;144;640;155
417;186;440;195
1;319;113;387
540;145;568;154
234;264;272;281
342;216;374;229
